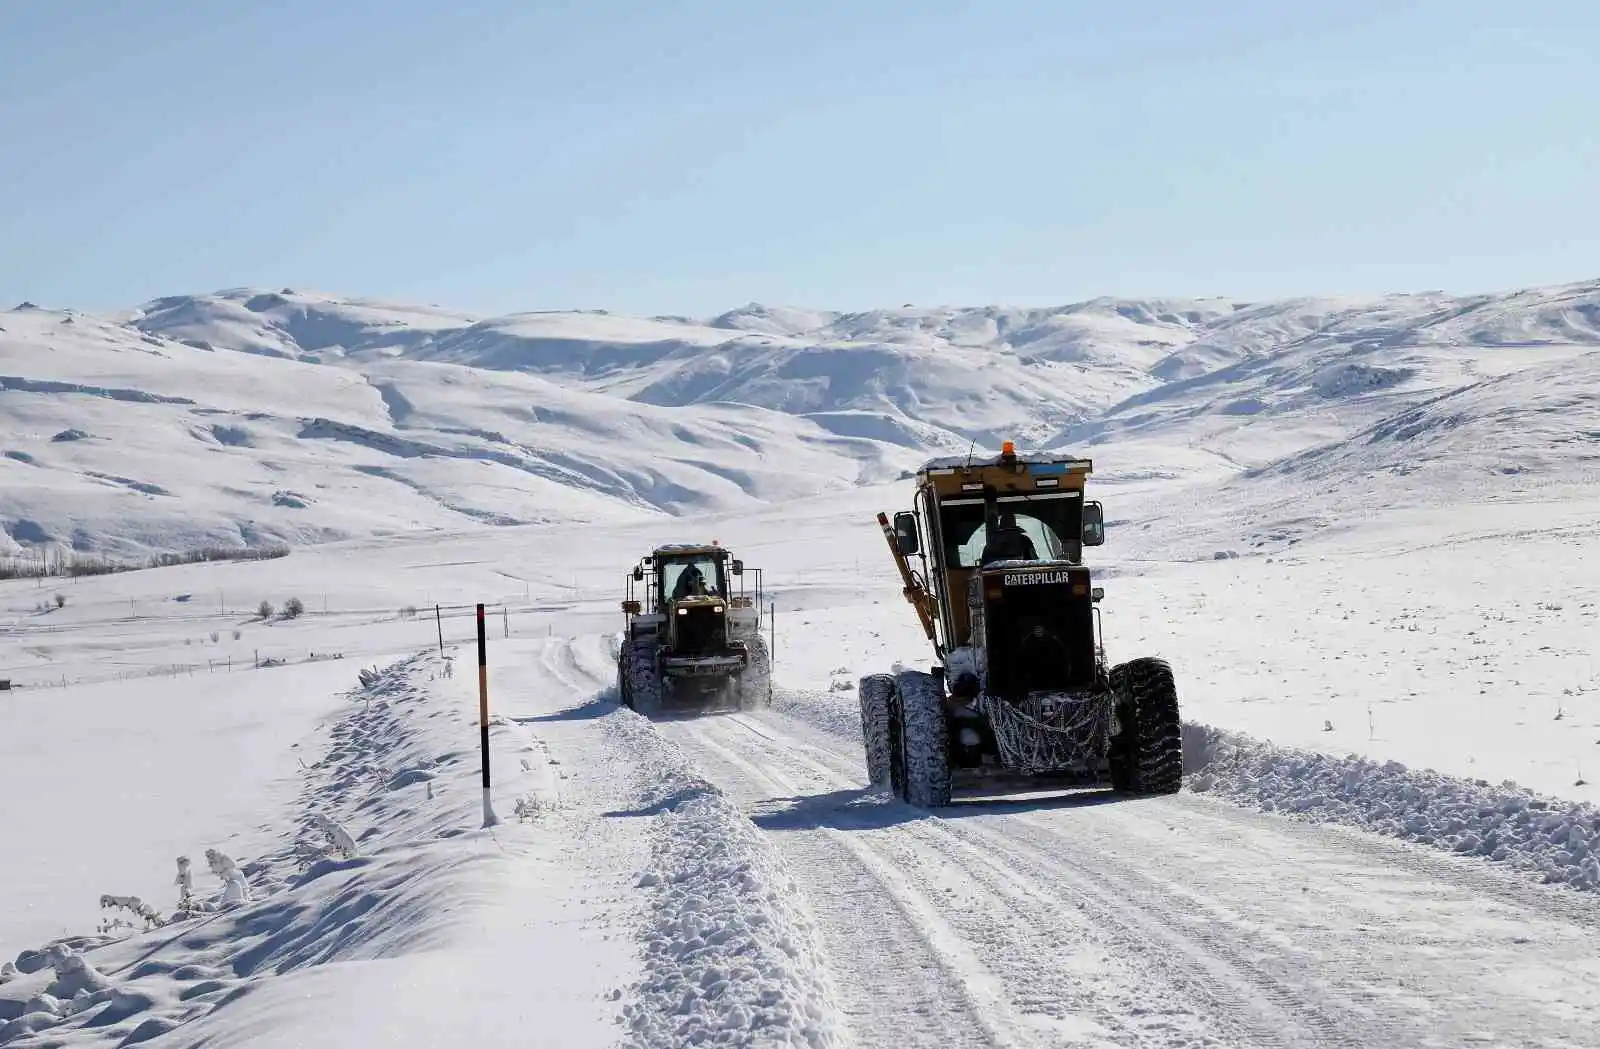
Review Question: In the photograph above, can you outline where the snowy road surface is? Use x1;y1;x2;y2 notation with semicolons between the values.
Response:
644;693;1600;1049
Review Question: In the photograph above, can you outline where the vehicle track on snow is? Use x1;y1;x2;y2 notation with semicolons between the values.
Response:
660;705;1600;1049
658;714;1029;1048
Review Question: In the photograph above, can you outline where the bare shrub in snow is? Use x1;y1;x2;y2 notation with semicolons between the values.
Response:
53;592;65;608
205;848;252;906
257;600;273;620
175;855;196;913
313;813;359;859
514;793;556;822
0;543;290;581
209;631;220;643
232;629;242;641
282;596;305;619
98;894;164;934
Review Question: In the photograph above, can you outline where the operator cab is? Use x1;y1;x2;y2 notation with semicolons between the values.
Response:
939;493;1086;569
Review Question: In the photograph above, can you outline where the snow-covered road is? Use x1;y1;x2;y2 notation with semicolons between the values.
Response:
648;693;1600;1049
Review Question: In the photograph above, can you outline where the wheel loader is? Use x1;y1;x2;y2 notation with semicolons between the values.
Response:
616;542;770;714
860;442;1182;807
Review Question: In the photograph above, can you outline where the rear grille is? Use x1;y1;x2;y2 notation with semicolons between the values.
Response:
984;578;1096;699
673;606;725;654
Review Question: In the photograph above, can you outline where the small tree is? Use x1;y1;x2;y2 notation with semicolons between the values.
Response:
257;600;273;619
53;593;66;609
210;631;220;643
283;597;305;619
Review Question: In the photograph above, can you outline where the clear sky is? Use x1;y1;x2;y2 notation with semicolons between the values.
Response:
2;0;1597;318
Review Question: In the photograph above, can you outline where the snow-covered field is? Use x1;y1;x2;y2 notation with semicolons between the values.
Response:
4;279;1600;1047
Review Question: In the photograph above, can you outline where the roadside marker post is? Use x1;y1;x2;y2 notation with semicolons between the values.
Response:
477;603;500;828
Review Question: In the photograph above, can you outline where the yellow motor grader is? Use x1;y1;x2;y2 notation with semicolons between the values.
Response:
617;542;770;714
860;442;1182;807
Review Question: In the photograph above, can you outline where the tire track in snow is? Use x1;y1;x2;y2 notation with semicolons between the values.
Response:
654;715;1027;1049
1004;800;1600;1049
701;714;1330;1049
723;717;1361;1046
697;709;1600;1049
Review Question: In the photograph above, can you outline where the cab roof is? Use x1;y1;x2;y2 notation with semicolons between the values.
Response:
915;446;1093;500
649;543;726;558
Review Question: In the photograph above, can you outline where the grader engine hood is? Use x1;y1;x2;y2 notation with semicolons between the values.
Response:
980;561;1097;700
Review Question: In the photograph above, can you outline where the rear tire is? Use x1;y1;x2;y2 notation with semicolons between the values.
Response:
1109;657;1182;795
858;674;895;787
895;670;951;808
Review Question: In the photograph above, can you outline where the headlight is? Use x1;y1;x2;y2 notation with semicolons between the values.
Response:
712;605;724;614
677;608;688;615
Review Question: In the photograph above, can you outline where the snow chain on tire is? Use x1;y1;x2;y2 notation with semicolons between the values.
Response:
1109;656;1182;795
974;689;1113;774
858;674;895;787
895;670;951;808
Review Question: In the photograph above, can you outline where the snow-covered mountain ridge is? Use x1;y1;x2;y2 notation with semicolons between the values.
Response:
2;278;1598;557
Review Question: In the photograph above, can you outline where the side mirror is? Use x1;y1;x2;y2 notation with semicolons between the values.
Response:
892;511;921;556
1081;501;1105;547
1090;586;1104;602
632;566;644;581
731;559;744;576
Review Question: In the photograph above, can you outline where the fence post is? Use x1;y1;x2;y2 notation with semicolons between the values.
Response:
477;603;499;828
502;606;508;639
435;604;445;657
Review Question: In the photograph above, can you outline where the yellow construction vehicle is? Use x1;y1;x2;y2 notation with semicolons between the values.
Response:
860;442;1182;807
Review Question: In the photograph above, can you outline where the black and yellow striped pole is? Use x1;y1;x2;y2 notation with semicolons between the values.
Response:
477;603;499;827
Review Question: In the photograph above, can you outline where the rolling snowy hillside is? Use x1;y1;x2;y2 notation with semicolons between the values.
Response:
5;278;1599;562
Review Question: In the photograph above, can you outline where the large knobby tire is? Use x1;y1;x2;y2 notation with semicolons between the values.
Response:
895;670;952;808
624;637;663;716
858;674;895;787
737;633;772;709
1109;657;1182;795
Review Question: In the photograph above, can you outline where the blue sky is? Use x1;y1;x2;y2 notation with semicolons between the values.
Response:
2;0;1596;317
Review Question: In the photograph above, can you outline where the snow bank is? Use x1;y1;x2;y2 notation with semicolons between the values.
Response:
0;652;519;1047
769;687;1600;898
1183;723;1600;894
604;714;843;1049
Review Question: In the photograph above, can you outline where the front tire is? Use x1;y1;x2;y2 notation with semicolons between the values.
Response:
895;670;952;808
1109;657;1182;795
737;634;771;709
623;637;662;716
858;674;895;787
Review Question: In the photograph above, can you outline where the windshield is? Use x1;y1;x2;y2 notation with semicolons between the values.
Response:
661;556;723;600
940;493;1081;568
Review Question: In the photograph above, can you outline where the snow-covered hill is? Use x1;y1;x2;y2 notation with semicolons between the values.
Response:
4;278;1599;559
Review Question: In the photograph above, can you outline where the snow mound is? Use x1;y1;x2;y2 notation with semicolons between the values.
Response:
1184;723;1600;894
0;653;503;1047
605;715;843;1049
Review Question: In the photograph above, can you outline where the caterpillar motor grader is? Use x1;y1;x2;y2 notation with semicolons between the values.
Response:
860;442;1182;807
617;542;770;714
